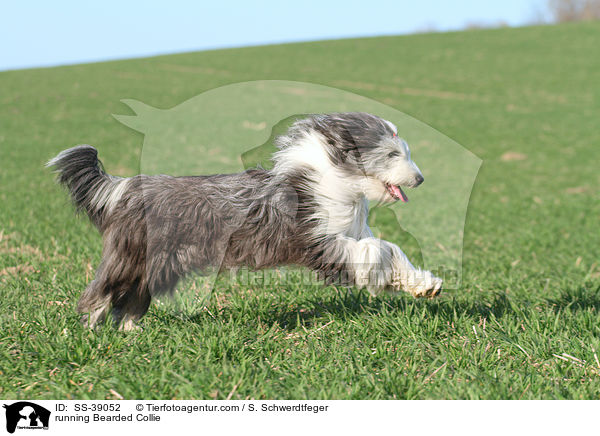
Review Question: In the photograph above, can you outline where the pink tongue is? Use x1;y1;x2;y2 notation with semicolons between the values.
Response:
389;185;408;202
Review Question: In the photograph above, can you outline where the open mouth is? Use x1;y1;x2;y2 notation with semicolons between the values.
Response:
385;183;408;202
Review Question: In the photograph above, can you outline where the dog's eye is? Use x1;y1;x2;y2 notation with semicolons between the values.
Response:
388;151;400;158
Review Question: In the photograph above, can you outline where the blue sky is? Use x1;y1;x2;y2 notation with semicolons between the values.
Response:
2;0;548;71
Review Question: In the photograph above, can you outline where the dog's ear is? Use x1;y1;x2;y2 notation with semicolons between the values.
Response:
323;136;358;167
313;114;370;170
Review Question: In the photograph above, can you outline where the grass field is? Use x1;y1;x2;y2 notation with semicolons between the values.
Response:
1;22;599;400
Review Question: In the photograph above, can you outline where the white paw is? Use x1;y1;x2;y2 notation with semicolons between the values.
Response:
391;270;443;299
118;319;143;331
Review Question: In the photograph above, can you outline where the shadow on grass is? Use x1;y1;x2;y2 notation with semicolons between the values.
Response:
169;289;519;330
159;283;600;331
545;284;600;313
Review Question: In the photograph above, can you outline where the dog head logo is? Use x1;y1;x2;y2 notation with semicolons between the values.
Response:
3;402;50;433
114;80;481;292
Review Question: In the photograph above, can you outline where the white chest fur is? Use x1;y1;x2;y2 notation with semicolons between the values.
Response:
344;197;371;239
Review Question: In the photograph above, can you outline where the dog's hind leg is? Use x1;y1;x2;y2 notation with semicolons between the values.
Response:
111;284;152;331
110;266;181;331
77;255;148;330
77;278;112;329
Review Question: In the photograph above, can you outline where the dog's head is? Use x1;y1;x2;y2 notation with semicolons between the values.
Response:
277;113;424;203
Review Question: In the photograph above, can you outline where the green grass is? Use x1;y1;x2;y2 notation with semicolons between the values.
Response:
1;22;600;399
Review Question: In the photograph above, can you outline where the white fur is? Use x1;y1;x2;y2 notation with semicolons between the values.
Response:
274;131;366;236
273;124;442;296
90;177;130;213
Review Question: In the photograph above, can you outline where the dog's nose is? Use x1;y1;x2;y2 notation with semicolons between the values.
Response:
414;174;424;186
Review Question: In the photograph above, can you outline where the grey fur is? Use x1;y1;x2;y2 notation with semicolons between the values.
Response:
48;112;427;329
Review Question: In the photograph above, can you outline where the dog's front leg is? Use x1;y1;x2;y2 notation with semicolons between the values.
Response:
386;242;443;298
343;237;442;298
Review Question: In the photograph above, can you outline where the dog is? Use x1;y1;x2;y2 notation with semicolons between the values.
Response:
48;112;442;330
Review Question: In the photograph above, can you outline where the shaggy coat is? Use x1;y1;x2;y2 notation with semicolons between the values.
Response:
48;112;442;330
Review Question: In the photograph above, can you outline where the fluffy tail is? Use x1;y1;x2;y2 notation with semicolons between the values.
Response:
47;145;130;231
